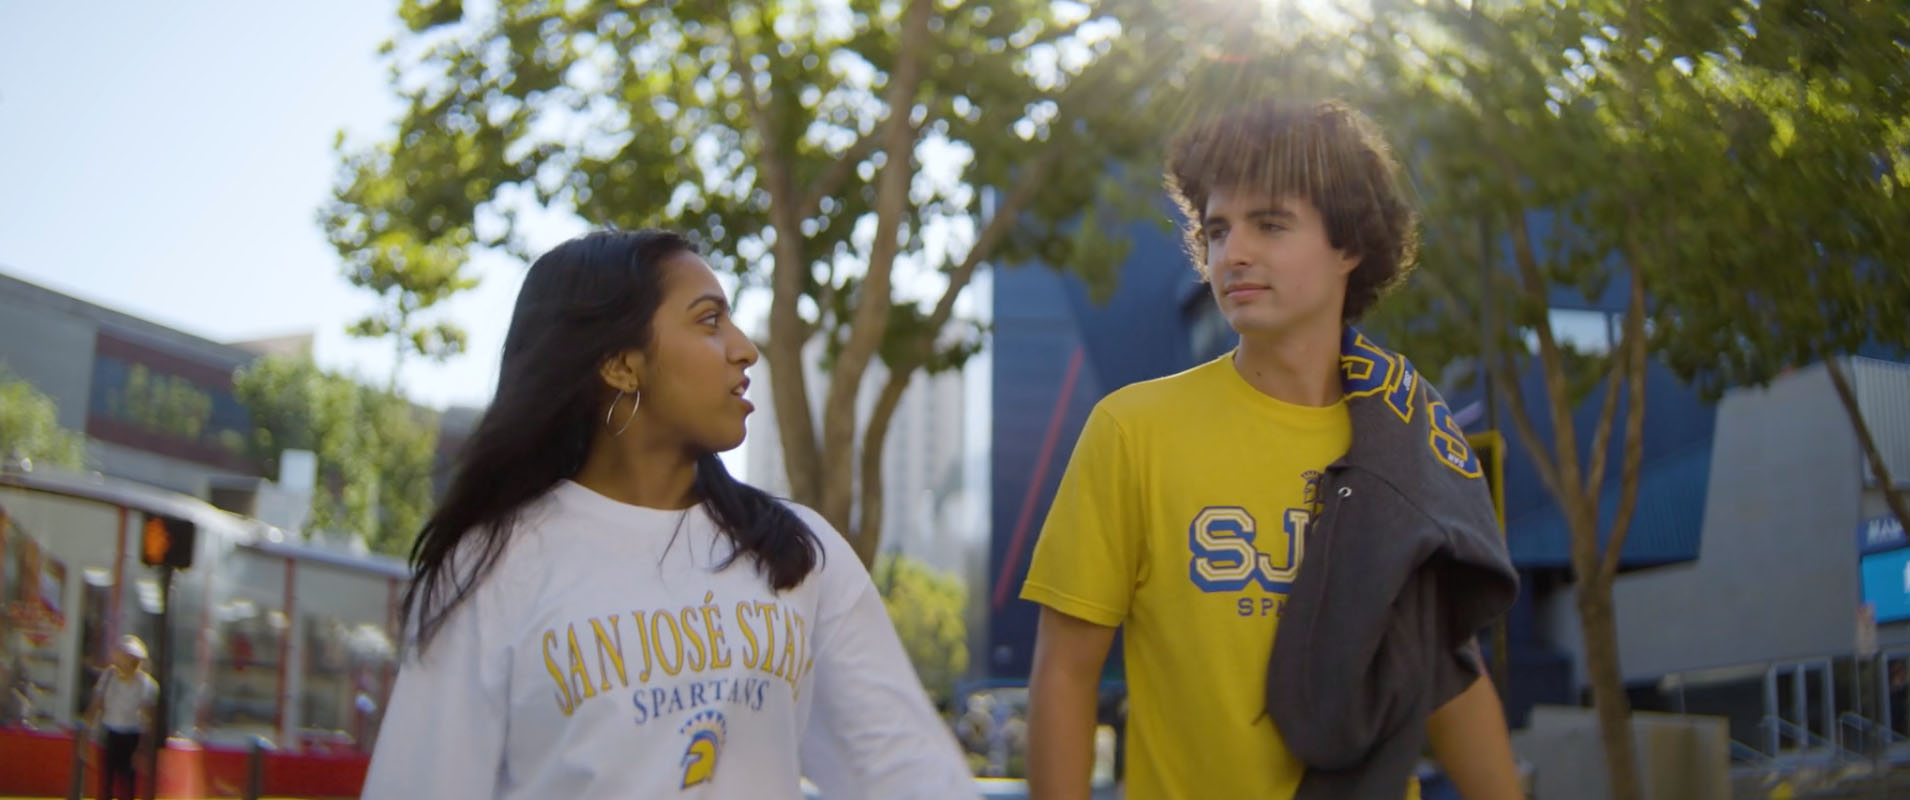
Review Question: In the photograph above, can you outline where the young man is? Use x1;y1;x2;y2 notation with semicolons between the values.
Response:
1021;100;1523;800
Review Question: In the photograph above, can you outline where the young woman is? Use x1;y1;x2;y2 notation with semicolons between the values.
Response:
362;230;976;799
87;635;157;800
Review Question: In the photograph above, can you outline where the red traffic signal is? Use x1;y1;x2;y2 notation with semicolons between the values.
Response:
141;514;196;569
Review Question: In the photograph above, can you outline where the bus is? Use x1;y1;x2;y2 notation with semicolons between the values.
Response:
0;464;404;798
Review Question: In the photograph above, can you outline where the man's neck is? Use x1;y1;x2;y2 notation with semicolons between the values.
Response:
1232;322;1344;407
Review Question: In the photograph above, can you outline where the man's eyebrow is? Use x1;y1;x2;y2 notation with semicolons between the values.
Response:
1203;207;1295;229
1246;207;1296;222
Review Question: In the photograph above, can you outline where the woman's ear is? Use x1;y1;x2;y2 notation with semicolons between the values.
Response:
598;349;644;394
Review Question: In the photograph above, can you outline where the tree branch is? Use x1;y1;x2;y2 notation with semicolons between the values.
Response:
855;367;913;567
1600;0;1661;585
1600;265;1650;582
817;0;934;529
1499;181;1589;512
1409;218;1566;502
846;138;1062;562
1827;355;1910;543
798;128;883;221
1584;343;1628;504
1495;346;1567;504
730;11;824;504
925;142;1063;335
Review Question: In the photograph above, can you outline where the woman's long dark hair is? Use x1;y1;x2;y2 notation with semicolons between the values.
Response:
403;229;821;653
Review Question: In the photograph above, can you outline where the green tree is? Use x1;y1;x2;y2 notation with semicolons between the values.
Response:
1646;0;1910;538
1347;2;1907;796
232;356;439;556
322;132;479;391
0;366;86;470
873;553;969;708
1343;2;1759;796
333;0;1210;564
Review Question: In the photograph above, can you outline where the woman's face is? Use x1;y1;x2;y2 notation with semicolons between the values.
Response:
628;251;759;453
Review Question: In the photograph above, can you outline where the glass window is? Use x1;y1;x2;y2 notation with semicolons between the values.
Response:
0;487;123;731
1;512;69;730
1522;308;1615;355
202;549;287;748
294;561;397;754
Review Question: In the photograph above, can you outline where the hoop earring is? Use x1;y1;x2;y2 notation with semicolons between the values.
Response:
605;390;640;436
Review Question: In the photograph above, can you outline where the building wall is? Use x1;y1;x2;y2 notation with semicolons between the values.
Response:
1539;362;1910;693
0;276;100;431
0;270;266;487
1852;357;1910;490
985;217;1202;680
86;439;231;497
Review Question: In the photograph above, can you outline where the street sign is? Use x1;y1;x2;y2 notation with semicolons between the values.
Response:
1857;513;1908;556
1860;547;1910;623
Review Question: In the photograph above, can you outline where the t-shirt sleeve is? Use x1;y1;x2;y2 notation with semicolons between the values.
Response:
1018;403;1144;627
361;561;513;800
792;508;980;800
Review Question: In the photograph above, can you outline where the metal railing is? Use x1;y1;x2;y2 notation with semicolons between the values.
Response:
1762;715;1864;761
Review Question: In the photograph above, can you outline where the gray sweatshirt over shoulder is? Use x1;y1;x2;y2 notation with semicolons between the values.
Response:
1266;330;1520;800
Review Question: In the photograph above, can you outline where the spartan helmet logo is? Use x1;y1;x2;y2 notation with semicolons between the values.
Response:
1301;470;1324;508
679;710;728;789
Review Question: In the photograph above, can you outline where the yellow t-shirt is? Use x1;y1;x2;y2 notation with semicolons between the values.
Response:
1021;353;1420;800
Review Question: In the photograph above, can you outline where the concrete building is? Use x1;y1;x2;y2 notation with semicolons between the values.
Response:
0;269;282;496
0;268;483;536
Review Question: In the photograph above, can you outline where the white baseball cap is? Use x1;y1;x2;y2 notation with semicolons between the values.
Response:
118;635;148;660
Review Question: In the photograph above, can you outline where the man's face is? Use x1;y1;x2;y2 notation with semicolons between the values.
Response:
1201;187;1357;341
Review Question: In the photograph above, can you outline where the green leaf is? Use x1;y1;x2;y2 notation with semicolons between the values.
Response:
0;363;87;469
232;356;439;556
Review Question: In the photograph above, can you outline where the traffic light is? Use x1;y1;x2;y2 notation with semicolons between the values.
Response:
141;513;196;569
1466;430;1506;536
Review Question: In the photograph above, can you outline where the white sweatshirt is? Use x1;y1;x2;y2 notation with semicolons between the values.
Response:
362;481;978;800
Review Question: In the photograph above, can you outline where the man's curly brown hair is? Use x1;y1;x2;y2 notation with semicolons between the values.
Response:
1165;99;1419;323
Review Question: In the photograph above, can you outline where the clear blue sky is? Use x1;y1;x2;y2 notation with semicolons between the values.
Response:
0;1;545;411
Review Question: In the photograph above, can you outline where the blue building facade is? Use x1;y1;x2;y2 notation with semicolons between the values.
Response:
984;217;1202;681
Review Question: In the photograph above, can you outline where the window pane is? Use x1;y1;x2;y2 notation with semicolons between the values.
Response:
203;549;287;748
295;562;396;754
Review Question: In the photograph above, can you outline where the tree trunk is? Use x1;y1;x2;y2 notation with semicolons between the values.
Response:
1494;206;1646;800
1825;357;1910;537
732;14;823;508
765;261;821;508
820;142;1059;563
1576;568;1641;800
854;366;916;567
810;0;932;536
